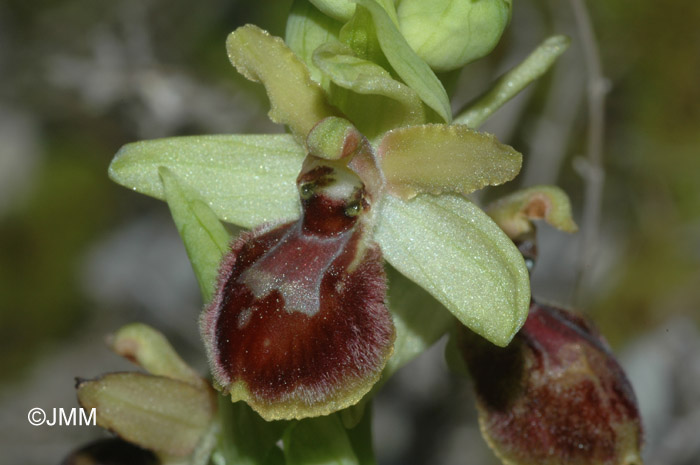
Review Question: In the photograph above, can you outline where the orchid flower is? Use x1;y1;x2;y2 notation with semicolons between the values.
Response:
74;0;580;462
104;0;571;421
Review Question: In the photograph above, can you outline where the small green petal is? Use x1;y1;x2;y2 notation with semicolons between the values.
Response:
309;0;356;22
286;0;343;88
109;135;304;229
486;185;578;239
227;24;338;139
375;194;530;347
284;414;359;465
313;42;426;136
159;167;230;302
377;124;522;199
454;35;570;128
356;0;452;123
110;323;205;388
77;373;216;457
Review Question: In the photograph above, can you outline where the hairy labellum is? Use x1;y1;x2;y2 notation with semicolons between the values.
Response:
461;300;643;465
201;156;394;420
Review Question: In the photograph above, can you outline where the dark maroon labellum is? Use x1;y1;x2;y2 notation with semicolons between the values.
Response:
460;300;643;465
201;157;394;420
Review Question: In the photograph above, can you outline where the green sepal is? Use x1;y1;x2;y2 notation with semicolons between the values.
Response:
77;373;216;457
375;194;530;347
109;135;304;229
227;24;338;140
355;0;452;123
284;414;359;465
159;167;230;303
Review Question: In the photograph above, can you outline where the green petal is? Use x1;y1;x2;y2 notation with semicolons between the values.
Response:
356;0;452;123
286;0;343;88
375;194;530;347
77;373;216;457
454;35;570;128
110;323;205;388
227;24;338;139
313;42;426;136
158;167;230;304
109;135;304;229
486;185;578;239
377;124;522;199
284;414;359;465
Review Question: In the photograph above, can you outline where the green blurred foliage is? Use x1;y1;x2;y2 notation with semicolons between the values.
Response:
590;0;700;344
0;129;115;378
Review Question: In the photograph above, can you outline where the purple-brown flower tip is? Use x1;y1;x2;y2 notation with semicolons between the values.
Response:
460;300;643;465
201;156;394;420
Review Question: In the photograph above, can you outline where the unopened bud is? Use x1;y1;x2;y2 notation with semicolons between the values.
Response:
460;301;644;465
397;0;512;72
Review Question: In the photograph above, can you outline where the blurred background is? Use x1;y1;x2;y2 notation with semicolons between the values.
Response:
1;0;698;464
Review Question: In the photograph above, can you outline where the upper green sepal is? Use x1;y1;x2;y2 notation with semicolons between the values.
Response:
375;194;530;347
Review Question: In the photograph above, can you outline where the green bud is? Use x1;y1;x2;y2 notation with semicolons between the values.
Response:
309;0;356;22
397;0;512;72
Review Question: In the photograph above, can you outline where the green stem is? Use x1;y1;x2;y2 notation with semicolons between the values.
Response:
453;35;570;128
